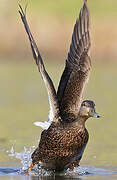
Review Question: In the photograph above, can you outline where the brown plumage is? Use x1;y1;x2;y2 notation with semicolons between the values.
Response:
32;122;89;171
57;1;91;122
19;0;100;172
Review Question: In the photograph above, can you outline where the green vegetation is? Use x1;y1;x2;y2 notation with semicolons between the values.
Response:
30;0;117;18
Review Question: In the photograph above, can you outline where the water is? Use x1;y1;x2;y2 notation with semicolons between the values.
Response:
0;166;117;179
0;146;116;179
0;62;117;179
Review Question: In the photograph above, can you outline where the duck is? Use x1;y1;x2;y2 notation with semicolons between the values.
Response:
19;0;100;172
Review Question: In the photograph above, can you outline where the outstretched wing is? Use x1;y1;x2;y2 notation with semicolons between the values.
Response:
57;1;91;122
19;6;59;122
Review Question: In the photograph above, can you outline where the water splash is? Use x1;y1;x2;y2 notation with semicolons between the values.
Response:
8;146;89;176
8;146;54;175
65;167;89;177
8;146;35;171
7;147;117;177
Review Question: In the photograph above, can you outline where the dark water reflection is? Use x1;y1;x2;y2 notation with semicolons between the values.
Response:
30;176;82;180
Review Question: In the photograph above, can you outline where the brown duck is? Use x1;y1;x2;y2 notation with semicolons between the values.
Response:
19;0;100;172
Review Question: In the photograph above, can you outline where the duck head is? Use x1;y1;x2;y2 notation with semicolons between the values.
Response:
79;100;100;119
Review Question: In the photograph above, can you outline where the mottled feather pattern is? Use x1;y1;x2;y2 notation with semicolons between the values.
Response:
32;124;89;170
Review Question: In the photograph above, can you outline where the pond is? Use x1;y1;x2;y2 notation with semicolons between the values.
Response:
0;61;117;180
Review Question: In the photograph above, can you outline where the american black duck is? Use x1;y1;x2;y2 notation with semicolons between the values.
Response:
19;0;100;172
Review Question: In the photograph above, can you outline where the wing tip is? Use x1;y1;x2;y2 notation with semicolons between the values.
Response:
83;0;87;4
82;0;90;35
18;3;28;16
83;0;90;17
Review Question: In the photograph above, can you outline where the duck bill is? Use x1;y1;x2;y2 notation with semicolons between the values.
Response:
93;111;100;118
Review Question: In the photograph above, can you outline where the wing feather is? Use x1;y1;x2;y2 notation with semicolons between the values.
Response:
19;5;59;122
57;1;91;122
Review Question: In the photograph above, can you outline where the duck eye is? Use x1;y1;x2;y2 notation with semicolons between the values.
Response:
82;102;86;106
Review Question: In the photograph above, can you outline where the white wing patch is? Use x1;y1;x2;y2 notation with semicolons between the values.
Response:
34;120;52;130
42;74;54;122
33;82;54;130
48;94;54;121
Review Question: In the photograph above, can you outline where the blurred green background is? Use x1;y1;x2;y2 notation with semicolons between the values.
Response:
0;0;117;170
1;0;117;61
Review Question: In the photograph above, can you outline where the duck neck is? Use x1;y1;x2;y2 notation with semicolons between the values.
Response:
73;116;88;127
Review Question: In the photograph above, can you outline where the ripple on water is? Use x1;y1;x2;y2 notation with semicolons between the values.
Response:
0;166;117;178
0;167;19;176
